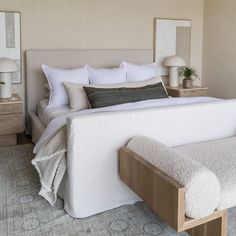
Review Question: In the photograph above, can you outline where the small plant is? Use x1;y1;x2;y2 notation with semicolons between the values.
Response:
178;67;199;88
178;66;198;80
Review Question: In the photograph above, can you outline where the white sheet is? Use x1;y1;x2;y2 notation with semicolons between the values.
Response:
37;99;70;126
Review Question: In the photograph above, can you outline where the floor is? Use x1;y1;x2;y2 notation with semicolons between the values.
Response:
0;143;236;236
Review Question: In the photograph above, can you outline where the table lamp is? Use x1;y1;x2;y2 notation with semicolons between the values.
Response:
164;56;185;87
0;58;18;98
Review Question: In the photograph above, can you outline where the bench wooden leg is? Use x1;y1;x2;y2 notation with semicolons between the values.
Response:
186;211;227;236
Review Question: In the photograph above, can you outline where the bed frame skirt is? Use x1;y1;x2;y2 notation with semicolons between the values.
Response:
28;111;45;144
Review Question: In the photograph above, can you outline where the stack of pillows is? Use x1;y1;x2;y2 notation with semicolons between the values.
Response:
42;62;168;111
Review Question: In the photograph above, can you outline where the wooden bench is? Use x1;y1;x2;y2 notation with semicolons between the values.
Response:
119;147;227;236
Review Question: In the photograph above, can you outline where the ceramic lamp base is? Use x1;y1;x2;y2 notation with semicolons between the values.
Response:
169;67;179;87
0;73;12;98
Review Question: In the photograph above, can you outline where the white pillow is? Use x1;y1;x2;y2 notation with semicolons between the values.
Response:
88;66;127;85
120;61;160;83
64;77;164;112
42;65;89;107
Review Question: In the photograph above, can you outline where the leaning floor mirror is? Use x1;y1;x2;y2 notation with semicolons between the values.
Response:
154;18;192;77
0;11;21;84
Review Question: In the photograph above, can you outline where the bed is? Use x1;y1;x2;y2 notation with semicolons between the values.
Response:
26;49;236;220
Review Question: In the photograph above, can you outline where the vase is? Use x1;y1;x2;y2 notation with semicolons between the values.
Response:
183;78;193;89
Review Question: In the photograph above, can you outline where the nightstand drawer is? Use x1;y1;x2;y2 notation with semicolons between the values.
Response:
0;103;23;115
0;114;24;135
166;86;208;98
180;89;208;97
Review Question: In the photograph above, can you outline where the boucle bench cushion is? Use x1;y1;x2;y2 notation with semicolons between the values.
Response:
127;137;221;219
176;136;236;211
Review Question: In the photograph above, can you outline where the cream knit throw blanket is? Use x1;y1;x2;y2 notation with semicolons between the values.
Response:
32;126;67;205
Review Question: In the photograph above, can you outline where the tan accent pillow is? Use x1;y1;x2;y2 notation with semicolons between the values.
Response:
64;82;89;111
64;77;165;111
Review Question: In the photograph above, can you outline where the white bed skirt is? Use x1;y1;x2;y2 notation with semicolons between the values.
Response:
58;99;236;218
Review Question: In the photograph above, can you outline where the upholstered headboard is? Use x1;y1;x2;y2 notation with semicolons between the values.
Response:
25;49;153;113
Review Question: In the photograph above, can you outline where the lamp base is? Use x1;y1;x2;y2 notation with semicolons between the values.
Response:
169;67;179;87
0;73;12;98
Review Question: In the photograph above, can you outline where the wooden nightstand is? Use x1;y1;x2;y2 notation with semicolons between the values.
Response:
0;94;24;146
166;86;208;97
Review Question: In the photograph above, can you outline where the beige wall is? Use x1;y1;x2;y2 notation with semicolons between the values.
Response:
203;0;236;98
1;0;204;103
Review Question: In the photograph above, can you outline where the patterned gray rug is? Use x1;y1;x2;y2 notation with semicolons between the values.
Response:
0;144;235;236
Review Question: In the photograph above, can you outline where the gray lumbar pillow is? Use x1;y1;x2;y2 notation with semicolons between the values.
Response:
64;77;166;111
83;82;168;109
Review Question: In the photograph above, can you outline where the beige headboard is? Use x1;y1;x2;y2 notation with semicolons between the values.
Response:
26;49;153;113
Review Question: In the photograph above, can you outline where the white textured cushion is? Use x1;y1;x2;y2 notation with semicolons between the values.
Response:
42;65;89;107
88;66;127;85
120;61;161;82
127;136;221;219
65;77;163;111
176;136;236;211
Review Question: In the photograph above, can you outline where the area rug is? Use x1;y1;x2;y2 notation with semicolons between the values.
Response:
0;144;235;236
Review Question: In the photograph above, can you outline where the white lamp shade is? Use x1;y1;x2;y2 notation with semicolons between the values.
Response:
163;56;186;67
0;58;18;72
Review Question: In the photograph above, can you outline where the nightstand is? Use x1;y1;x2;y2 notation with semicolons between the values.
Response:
166;86;208;97
0;94;24;146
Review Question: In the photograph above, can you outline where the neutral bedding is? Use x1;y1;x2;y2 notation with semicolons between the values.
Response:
37;99;70;126
32;96;222;217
